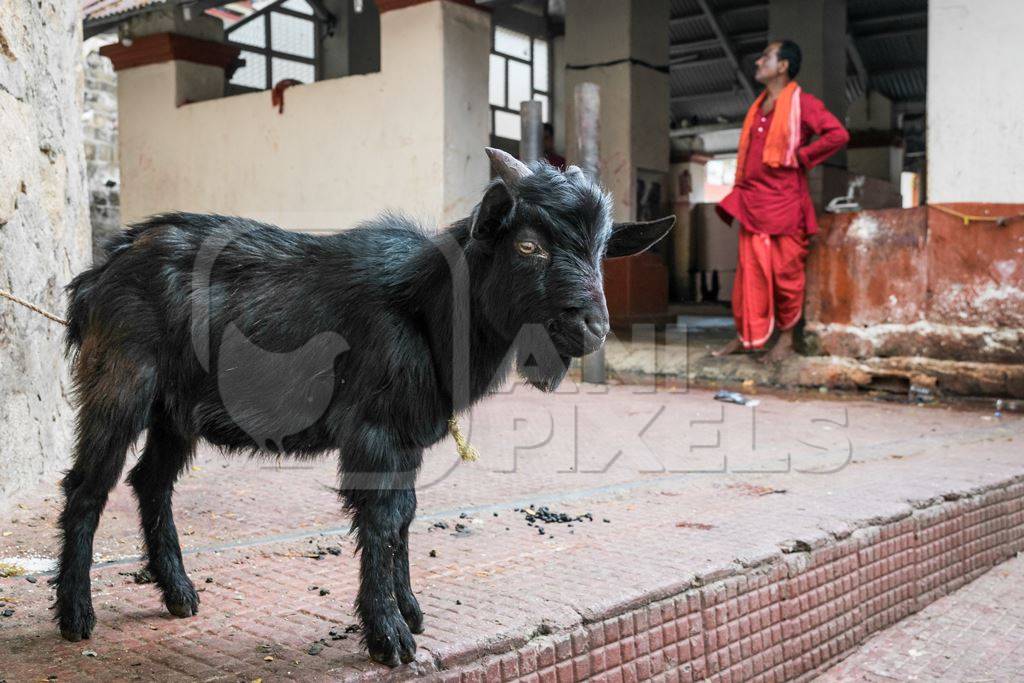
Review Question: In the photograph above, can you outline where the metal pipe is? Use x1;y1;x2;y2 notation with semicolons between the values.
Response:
519;100;543;164
575;82;606;384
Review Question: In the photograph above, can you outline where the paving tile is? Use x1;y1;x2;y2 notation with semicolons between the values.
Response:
0;386;1021;681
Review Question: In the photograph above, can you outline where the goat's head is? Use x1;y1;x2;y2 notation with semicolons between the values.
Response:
470;147;674;390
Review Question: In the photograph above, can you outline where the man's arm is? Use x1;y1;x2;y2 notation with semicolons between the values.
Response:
796;95;850;170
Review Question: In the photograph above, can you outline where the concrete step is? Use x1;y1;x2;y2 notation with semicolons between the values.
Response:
1;385;1022;681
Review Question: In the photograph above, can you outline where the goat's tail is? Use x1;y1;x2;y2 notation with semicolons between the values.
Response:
64;230;137;353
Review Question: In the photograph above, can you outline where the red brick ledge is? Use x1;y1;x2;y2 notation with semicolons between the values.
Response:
428;477;1024;681
100;33;240;72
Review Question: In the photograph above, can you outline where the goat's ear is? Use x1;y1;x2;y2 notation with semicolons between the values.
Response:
470;181;514;240
605;215;676;259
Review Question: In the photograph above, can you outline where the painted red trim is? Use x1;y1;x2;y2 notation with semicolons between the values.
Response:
100;33;240;72
376;0;489;13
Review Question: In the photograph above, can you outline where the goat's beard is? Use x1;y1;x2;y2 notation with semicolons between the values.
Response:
514;324;571;392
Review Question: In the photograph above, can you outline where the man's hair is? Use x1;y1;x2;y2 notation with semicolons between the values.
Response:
543;122;554;135
776;39;802;79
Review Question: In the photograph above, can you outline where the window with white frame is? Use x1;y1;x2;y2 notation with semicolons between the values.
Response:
225;0;319;94
489;26;550;142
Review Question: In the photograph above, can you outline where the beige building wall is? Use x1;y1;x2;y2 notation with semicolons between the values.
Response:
117;1;490;234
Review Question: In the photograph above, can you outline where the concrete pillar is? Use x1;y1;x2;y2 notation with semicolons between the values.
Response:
564;0;672;327
928;0;1023;202
564;0;670;222
668;157;710;301
321;0;381;79
105;7;235;106
769;0;847;207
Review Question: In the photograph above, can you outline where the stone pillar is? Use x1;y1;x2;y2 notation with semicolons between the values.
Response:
769;0;847;207
0;1;91;504
928;0;1023;202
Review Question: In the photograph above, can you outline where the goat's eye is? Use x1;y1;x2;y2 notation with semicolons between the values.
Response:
516;240;540;256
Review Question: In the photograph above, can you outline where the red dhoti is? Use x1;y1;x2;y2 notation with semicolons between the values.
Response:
732;228;807;350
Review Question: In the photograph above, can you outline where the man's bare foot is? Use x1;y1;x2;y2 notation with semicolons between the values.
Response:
712;338;743;357
759;329;795;364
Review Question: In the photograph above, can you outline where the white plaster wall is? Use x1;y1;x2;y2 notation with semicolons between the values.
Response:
928;0;1024;202
441;1;491;223
118;1;489;234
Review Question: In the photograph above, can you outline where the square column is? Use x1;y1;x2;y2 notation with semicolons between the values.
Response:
769;0;848;207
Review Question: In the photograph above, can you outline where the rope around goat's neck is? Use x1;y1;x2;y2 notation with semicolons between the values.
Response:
2;286;480;463
448;416;480;462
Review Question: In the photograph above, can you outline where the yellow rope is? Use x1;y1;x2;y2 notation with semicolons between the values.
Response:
448;415;479;462
0;288;68;325
929;204;1024;227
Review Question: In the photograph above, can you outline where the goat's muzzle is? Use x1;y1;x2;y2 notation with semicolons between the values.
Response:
547;305;610;357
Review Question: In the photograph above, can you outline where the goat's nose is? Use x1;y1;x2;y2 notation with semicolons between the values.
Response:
584;313;609;341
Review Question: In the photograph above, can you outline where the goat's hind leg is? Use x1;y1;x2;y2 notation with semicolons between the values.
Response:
128;413;199;618
55;357;155;641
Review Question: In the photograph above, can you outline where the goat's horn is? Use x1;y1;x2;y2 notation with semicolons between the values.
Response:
565;164;586;180
485;147;532;189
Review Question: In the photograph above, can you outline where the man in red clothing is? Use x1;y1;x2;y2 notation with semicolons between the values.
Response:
713;40;849;362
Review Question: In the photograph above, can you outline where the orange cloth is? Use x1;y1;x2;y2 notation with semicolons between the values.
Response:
732;228;808;349
735;81;802;182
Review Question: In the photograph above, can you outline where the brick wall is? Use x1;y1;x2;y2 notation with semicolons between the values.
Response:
439;479;1024;682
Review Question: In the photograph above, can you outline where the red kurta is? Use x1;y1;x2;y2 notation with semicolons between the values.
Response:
717;90;849;349
717;91;849;236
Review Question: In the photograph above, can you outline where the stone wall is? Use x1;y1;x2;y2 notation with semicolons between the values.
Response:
0;2;91;507
83;38;120;261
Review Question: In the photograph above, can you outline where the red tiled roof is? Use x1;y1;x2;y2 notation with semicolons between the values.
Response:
82;0;168;22
83;0;260;24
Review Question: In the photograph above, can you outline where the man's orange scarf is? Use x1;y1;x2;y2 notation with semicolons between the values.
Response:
735;81;802;181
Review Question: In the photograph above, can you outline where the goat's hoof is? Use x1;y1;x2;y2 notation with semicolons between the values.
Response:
167;601;197;618
58;607;95;642
366;615;417;667
164;581;200;618
60;627;87;642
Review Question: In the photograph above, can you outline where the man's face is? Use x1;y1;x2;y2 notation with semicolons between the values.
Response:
754;43;786;84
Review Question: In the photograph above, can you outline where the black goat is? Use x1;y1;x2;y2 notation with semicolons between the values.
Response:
55;148;673;666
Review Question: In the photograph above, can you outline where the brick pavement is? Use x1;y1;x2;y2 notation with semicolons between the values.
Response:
818;552;1024;681
0;384;1021;682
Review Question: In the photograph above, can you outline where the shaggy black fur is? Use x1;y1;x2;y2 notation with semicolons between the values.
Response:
53;150;673;666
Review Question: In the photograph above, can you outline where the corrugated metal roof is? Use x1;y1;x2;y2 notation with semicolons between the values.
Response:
669;0;927;126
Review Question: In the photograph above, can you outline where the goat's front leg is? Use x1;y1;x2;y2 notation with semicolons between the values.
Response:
392;488;423;634
345;486;418;666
